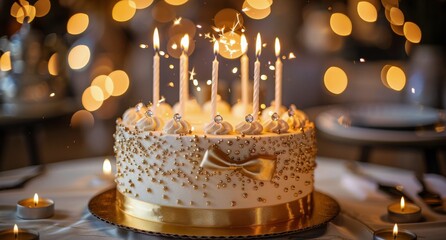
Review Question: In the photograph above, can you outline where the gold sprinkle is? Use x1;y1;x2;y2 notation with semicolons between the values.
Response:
230;201;236;207
242;193;248;198
146;188;152;193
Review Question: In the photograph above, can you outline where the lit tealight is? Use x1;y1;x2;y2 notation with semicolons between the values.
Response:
17;193;54;219
0;224;39;240
103;159;112;176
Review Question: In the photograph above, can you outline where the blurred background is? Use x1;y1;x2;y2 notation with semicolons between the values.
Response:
0;0;445;173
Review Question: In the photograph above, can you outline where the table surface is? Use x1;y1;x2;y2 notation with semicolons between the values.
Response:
0;156;445;239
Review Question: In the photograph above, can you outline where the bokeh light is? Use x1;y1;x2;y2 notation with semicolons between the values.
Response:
168;18;196;39
108;70;130;96
390;23;404;36
133;0;154;9
91;75;114;100
10;2;21;17
82;86;104;111
385;66;406;91
357;1;377;23
403;22;422;43
0;51;12;71
48;53;58;76
246;0;272;9
152;1;176;23
214;9;244;31
242;1;271;20
389;7;404;26
112;0;136;22
218;32;243;59
324;66;348;94
68;45;91;70
71;110;95;127
34;0;51;17
67;13;89;35
165;0;188;6
330;13;352;36
16;4;36;23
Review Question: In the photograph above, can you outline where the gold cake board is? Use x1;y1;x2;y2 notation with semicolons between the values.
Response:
88;188;340;239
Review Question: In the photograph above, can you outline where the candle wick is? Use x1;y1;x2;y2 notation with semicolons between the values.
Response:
14;232;18;240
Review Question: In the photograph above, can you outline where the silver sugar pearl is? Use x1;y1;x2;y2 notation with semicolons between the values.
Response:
288;109;295;117
135;102;144;112
214;114;223;124
245;114;254;123
173;113;182;122
146;109;154;117
271;112;279;121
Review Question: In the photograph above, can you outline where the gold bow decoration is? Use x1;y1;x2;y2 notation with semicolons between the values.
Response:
200;147;276;181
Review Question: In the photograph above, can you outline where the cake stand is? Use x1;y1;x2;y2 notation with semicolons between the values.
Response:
88;188;340;239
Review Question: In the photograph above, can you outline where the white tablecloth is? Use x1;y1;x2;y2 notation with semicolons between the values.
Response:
0;157;445;239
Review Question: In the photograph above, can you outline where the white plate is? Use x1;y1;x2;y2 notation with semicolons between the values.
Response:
348;103;439;129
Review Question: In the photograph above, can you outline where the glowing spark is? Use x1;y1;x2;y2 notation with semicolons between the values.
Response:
206;80;212;85
196;24;202;28
159;51;165;56
139;44;149;49
197;86;201;91
359;58;365;62
411;88;415;94
171;43;178;50
204;33;211;39
193;79;198;86
269;65;275;70
168;82;174;87
232;67;238;74
173;17;182;25
289;52;296;59
261;74;267;80
189;67;196;80
242;7;250;12
50;92;55;97
169;64;174;69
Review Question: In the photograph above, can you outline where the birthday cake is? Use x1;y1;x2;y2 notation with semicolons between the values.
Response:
114;103;316;227
114;32;316;228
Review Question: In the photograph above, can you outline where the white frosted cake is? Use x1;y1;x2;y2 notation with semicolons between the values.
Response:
114;102;317;227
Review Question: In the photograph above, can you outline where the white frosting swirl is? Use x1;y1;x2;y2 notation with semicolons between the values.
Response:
281;109;308;130
204;121;233;135
122;105;147;126
163;119;191;134
264;119;289;134
235;121;263;135
135;116;163;131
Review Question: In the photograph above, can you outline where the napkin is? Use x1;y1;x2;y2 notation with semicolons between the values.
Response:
425;174;446;198
0;165;42;190
340;173;388;201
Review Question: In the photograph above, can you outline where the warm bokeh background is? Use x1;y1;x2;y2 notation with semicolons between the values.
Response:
0;0;445;174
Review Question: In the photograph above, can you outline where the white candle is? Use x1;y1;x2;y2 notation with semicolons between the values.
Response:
211;41;219;120
274;37;282;114
179;34;189;117
240;34;249;114
253;33;261;121
153;28;160;113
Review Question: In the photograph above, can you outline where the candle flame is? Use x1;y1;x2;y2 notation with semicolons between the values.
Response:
153;28;159;51
103;159;112;175
255;33;261;57
275;37;281;57
213;41;219;55
34;193;39;206
14;224;18;238
241;34;247;54
400;196;405;211
181;34;189;52
393;223;398;238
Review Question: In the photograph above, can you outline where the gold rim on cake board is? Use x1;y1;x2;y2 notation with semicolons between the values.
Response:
88;188;340;239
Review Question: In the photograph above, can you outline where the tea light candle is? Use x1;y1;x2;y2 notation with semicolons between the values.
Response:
373;224;417;240
0;224;39;240
17;193;54;219
388;197;422;223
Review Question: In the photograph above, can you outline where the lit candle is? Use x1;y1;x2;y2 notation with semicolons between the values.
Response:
179;34;189;117
274;37;282;114
373;224;417;240
0;224;39;240
388;197;422;223
100;158;114;181
17;193;54;219
211;41;219;120
252;33;261;121
240;34;249;114
152;28;160;113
